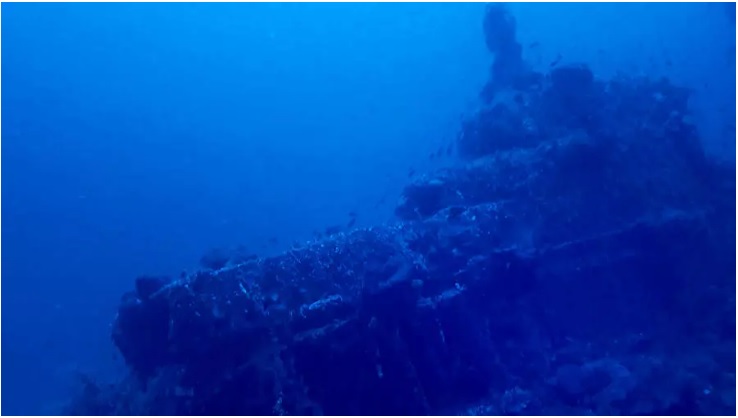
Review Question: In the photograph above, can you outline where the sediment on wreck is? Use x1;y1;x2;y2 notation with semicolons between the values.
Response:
68;4;736;416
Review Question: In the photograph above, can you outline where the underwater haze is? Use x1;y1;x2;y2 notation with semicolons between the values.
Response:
1;2;735;415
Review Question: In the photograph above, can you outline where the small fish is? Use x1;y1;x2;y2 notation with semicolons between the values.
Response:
348;211;358;218
268;237;279;245
347;217;357;228
446;144;454;156
549;54;562;68
408;168;416;178
529;41;540;48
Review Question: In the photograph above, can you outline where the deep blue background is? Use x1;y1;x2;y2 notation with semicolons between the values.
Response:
2;2;734;414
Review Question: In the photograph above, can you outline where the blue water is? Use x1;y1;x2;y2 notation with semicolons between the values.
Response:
1;2;735;414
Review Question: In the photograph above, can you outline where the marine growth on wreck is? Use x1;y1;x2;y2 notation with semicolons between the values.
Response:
68;4;736;416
